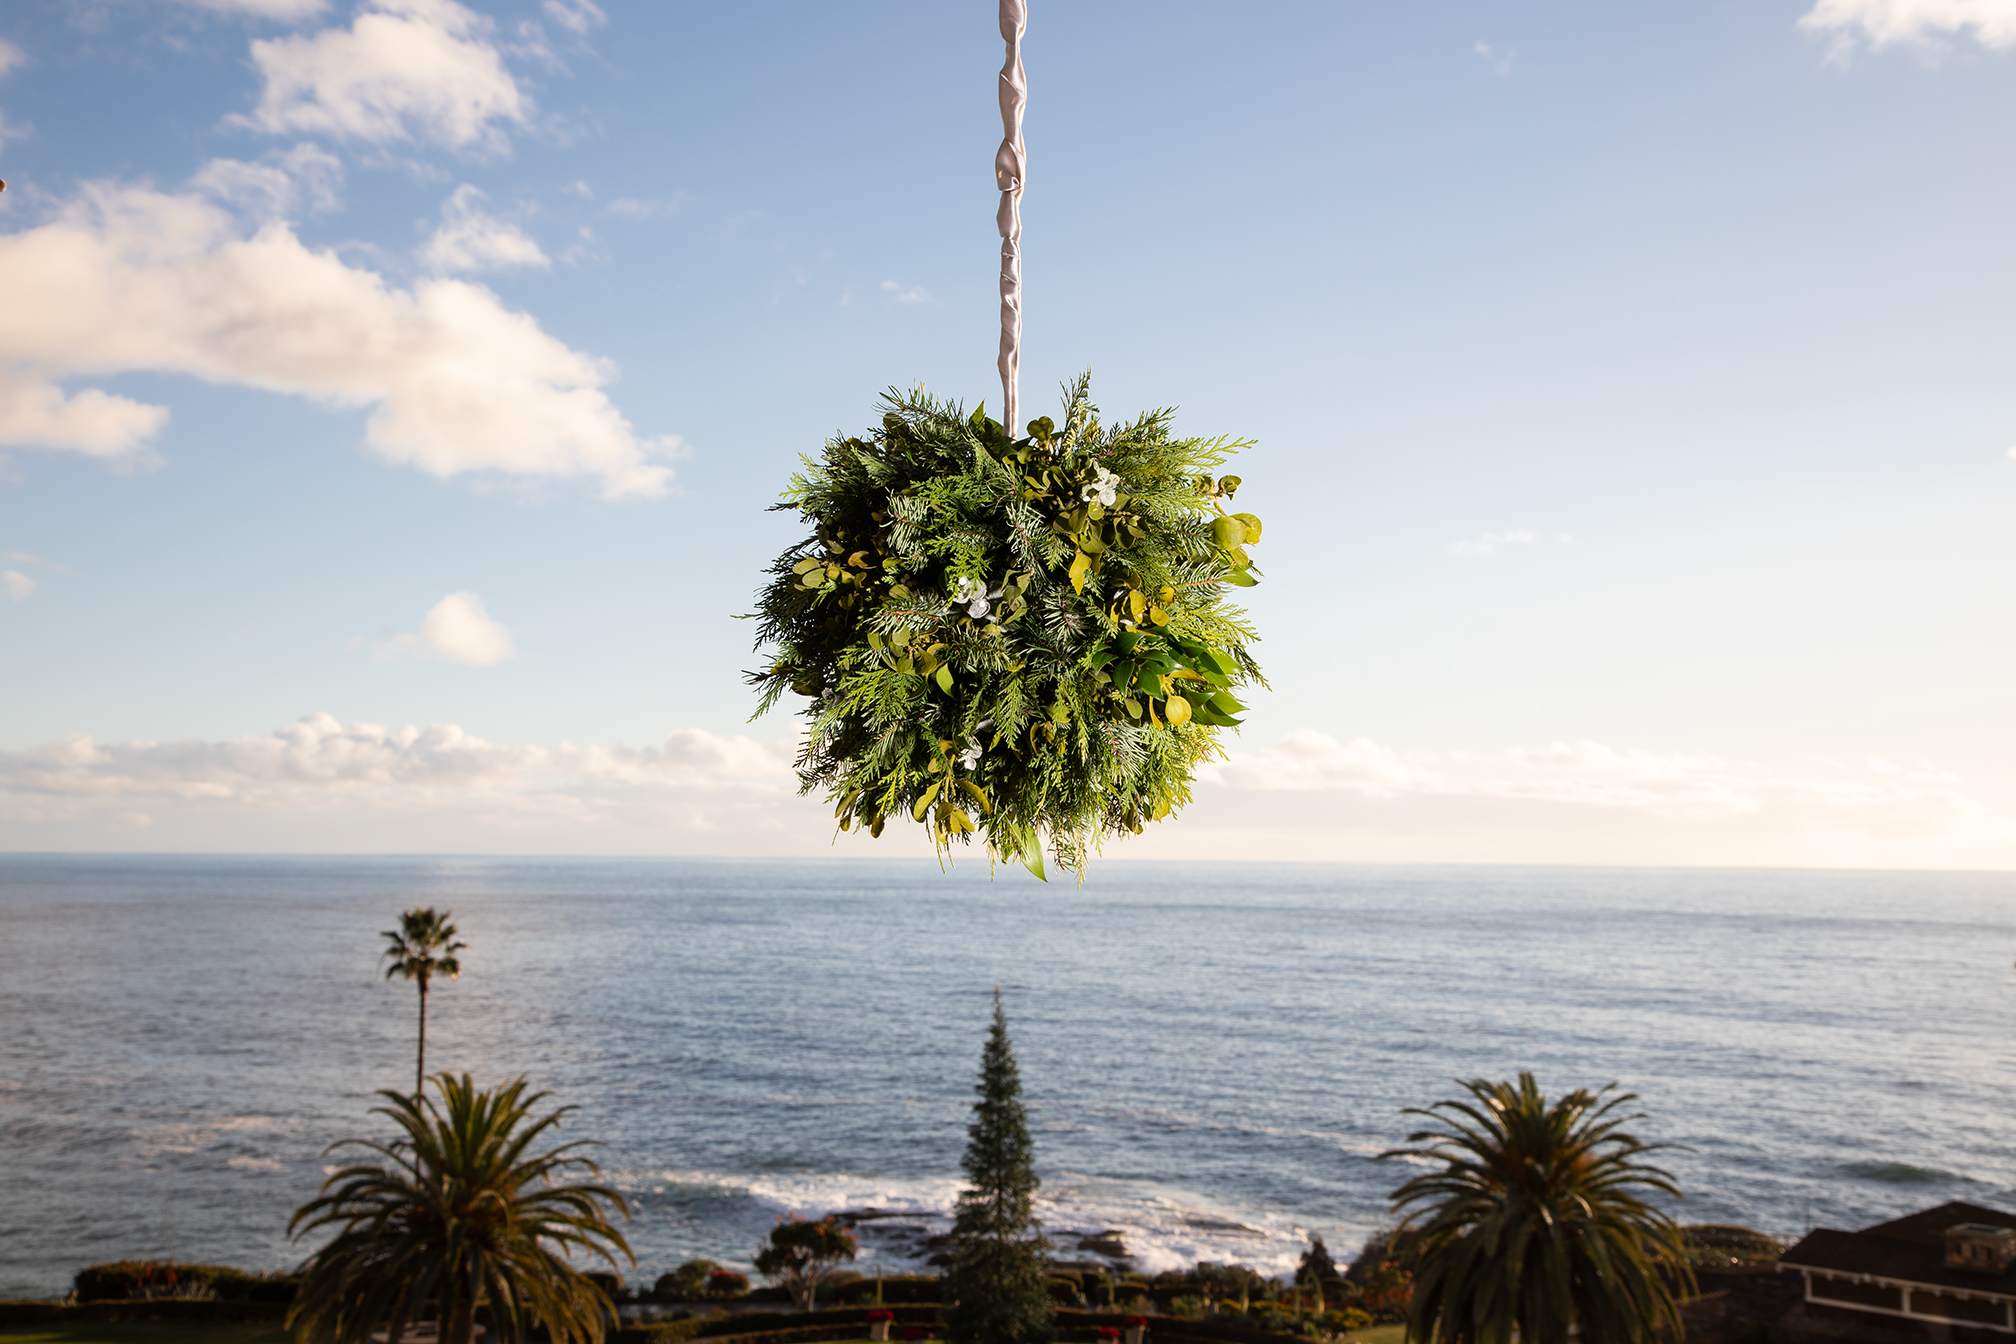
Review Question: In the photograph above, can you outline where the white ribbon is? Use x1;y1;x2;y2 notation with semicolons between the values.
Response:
995;0;1027;435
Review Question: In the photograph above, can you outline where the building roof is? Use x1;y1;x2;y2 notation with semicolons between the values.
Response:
1781;1202;2016;1298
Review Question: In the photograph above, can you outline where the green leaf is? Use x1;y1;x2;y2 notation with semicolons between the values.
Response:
934;664;954;693
1165;694;1193;727
910;781;942;821
1222;567;1258;587
1068;550;1092;594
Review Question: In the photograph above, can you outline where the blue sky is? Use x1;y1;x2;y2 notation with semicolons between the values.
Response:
1;0;2013;866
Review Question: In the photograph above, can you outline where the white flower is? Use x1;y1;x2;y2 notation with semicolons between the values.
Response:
950;575;1000;621
1081;465;1119;508
958;736;982;770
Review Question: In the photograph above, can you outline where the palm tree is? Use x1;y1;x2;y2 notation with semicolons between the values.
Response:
1385;1073;1692;1344
382;908;466;1098
287;1073;632;1344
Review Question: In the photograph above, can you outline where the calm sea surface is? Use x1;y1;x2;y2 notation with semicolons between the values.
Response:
2;856;2013;1298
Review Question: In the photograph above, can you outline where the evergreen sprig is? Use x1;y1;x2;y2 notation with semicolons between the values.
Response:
749;374;1264;879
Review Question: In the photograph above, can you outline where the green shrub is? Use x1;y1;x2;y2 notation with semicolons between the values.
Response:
72;1262;288;1303
655;1260;723;1301
705;1268;752;1299
1168;1295;1206;1320
1325;1307;1372;1333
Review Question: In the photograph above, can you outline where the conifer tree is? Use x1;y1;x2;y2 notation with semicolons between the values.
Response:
945;989;1054;1344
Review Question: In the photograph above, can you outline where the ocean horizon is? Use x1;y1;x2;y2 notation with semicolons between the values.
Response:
3;854;2012;1299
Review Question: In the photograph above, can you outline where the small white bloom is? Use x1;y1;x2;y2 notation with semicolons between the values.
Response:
1081;465;1120;508
951;575;1001;620
958;736;982;770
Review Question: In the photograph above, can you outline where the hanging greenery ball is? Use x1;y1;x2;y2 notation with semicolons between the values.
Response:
748;375;1265;879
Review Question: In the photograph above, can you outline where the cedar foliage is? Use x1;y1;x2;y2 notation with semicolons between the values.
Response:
945;990;1054;1344
748;375;1264;878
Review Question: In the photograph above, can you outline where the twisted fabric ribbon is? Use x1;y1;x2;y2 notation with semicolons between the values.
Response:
995;0;1027;434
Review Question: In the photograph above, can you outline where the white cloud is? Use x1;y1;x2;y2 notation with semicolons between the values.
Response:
0;368;171;460
239;0;530;151
542;0;606;35
1;569;33;602
880;279;931;306
1449;528;1572;558
0;171;679;496
4;716;2008;868
381;591;515;665
1147;730;2013;869
191;144;344;218
178;0;330;20
1205;730;1981;819
1800;0;2016;51
421;184;548;273
0;714;797;836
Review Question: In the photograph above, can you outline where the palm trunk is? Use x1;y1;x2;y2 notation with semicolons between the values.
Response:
445;1294;478;1344
415;975;429;1099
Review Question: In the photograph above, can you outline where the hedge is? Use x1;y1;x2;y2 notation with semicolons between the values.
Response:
72;1262;300;1305
0;1299;289;1328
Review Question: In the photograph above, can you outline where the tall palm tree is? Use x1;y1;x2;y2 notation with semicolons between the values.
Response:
287;1074;632;1344
382;908;466;1098
1385;1073;1692;1344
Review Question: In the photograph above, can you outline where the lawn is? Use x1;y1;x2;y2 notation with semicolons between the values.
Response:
1338;1328;1405;1344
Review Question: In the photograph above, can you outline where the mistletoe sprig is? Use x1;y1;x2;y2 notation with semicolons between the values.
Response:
748;374;1265;879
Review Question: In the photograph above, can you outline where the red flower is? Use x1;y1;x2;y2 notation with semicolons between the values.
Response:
1096;1329;1122;1340
868;1310;896;1322
1126;1318;1149;1330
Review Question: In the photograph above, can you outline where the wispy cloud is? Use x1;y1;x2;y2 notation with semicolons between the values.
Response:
177;0;329;21
542;0;607;36
0;166;678;495
421;184;548;273
1472;39;1516;76
880;279;932;306
1449;528;1573;558
1799;0;2016;53
0;37;26;78
1;568;34;602
377;592;516;666
190;144;344;218
606;194;686;221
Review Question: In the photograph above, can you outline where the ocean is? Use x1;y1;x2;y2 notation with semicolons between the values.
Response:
1;855;2012;1299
